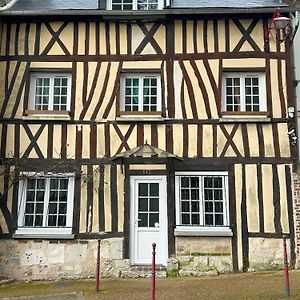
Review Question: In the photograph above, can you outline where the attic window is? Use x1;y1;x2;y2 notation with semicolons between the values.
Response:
109;0;162;10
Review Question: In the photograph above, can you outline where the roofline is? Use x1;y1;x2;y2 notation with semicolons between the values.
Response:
0;7;296;17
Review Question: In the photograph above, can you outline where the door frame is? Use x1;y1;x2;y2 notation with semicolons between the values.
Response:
130;175;168;266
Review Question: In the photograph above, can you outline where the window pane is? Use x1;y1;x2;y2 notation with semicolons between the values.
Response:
191;214;200;225
225;76;240;111
139;183;148;196
59;203;67;214
138;0;158;10
34;214;43;227
49;203;57;214
138;197;148;212
138;213;148;227
182;213;190;225
149;198;159;212
150;183;159;196
191;201;199;212
24;215;33;227
58;215;66;227
34;77;50;110
112;0;133;10
143;77;157;111
149;213;159;227
48;215;57;226
205;214;213;225
215;214;223;226
181;201;190;213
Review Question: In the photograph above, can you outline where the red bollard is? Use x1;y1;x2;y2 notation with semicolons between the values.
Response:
151;243;156;300
283;236;290;297
96;239;100;292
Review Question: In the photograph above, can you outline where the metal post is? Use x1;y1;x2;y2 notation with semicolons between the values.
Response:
283;236;290;297
96;239;100;292
151;243;156;300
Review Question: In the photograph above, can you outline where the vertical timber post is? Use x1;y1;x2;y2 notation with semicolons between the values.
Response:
96;239;100;292
151;243;156;300
283;236;290;297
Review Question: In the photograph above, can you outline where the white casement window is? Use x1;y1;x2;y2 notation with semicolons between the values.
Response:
222;72;266;113
29;73;71;112
109;0;163;10
175;172;231;235
15;173;75;237
120;73;162;112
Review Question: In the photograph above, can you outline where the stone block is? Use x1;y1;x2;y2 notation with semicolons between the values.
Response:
114;259;130;270
20;250;47;266
65;243;87;263
167;257;179;271
193;256;209;267
49;244;65;264
101;238;123;260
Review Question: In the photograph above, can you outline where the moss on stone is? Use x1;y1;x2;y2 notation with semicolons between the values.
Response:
183;252;231;257
167;269;180;278
250;261;283;272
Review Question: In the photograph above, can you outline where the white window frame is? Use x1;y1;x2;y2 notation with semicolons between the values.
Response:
120;73;162;113
175;171;232;236
29;72;72;112
15;172;75;237
222;72;266;114
108;0;164;10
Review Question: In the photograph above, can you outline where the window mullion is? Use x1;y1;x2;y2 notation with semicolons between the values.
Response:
224;176;228;226
43;178;50;227
199;176;204;226
134;0;137;10
49;77;54;110
21;180;28;227
241;75;245;112
139;77;143;111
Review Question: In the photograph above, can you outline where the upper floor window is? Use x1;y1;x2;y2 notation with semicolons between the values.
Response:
29;72;71;112
15;173;75;237
175;172;230;234
109;0;162;10
120;73;162;113
222;72;266;114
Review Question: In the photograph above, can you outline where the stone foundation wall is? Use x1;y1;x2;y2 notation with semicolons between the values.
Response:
174;236;232;276
0;234;294;280
248;238;289;271
0;238;127;281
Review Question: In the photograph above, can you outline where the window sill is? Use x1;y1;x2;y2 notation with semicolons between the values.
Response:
14;227;74;239
23;111;71;121
116;114;164;122
174;227;233;237
13;234;75;239
220;115;270;123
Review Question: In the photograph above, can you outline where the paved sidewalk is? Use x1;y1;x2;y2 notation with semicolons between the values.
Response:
2;293;85;300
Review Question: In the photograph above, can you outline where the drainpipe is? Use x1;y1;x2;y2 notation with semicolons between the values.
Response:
290;7;300;170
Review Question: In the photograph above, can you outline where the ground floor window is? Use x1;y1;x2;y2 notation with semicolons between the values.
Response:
15;173;75;237
175;172;229;233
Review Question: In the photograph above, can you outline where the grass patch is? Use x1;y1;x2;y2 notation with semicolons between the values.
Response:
1;271;300;299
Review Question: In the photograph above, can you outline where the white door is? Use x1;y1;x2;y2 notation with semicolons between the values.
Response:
130;176;168;266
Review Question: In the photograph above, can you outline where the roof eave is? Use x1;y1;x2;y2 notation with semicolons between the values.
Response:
0;7;296;17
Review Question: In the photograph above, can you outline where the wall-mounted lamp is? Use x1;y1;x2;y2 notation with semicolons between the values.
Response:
288;106;295;118
264;8;291;44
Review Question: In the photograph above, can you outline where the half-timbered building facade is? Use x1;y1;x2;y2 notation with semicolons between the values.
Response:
0;0;297;279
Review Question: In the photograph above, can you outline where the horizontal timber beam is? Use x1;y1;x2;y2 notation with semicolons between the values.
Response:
0;52;287;62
